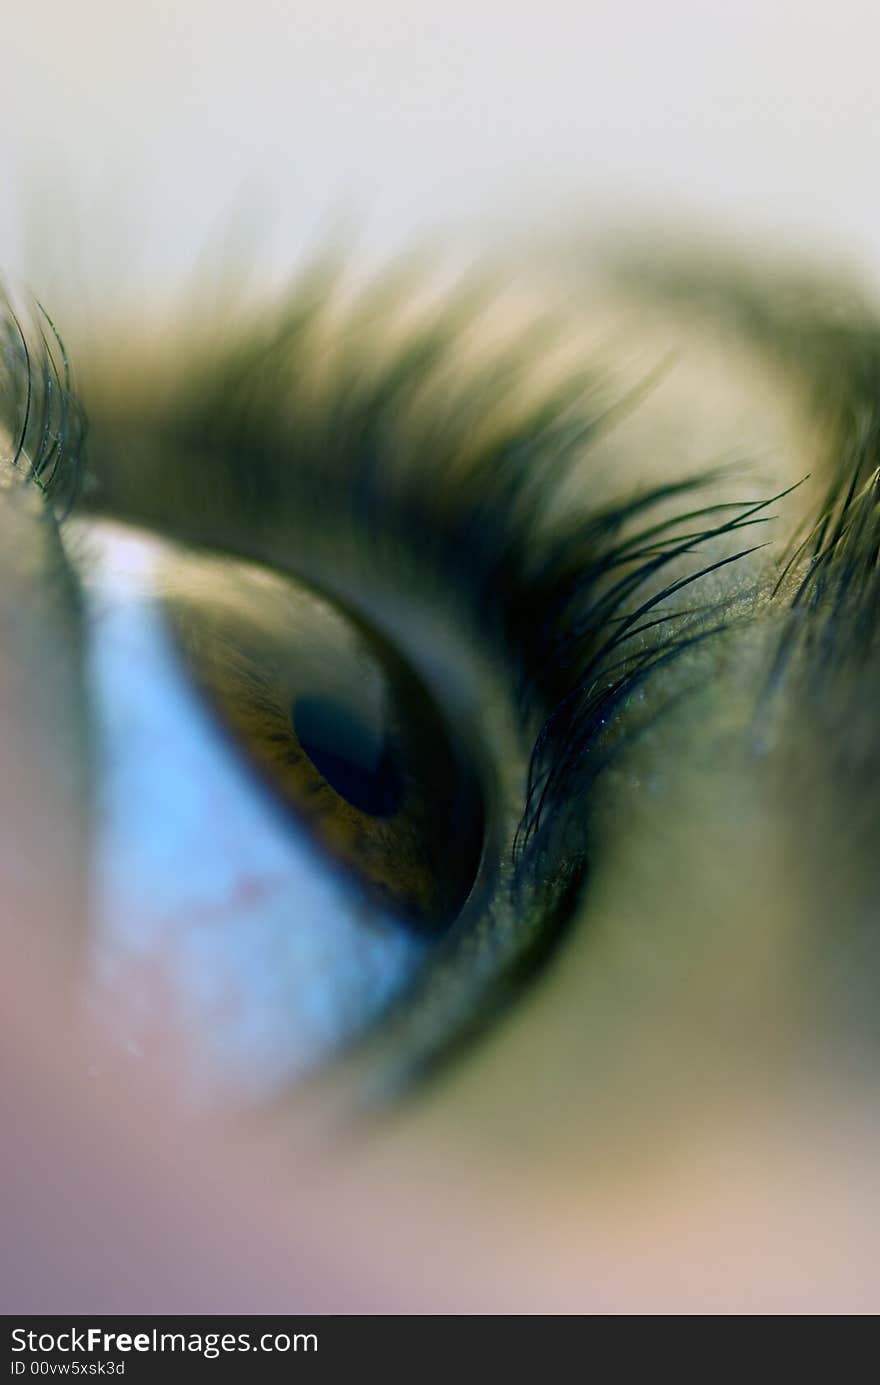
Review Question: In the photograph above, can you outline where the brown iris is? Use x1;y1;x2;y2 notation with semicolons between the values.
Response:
159;549;484;932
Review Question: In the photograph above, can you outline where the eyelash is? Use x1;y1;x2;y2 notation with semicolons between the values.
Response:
23;263;796;1084
0;285;84;516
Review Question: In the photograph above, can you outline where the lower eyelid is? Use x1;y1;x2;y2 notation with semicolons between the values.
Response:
69;519;427;1101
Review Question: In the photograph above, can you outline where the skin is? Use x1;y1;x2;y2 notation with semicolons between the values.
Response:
2;260;879;1316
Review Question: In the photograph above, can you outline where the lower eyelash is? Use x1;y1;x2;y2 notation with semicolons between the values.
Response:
0;282;84;516
518;478;803;860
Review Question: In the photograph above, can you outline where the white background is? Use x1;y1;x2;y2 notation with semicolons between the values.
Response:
3;1;879;293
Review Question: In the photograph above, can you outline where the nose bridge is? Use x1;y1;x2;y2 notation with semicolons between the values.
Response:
0;462;89;966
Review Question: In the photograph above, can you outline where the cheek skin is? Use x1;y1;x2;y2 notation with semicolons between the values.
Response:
3;877;878;1313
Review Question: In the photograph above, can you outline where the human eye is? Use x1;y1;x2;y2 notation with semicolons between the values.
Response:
9;248;868;1138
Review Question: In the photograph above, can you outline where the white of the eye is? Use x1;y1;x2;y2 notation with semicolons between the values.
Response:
68;520;424;1102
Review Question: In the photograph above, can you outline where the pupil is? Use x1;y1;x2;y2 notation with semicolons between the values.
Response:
293;694;402;817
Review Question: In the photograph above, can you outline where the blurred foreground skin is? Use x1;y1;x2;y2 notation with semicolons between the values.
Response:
2;249;880;1314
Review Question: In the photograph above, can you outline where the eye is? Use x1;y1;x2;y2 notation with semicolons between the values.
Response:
159;546;484;931
74;520;496;1100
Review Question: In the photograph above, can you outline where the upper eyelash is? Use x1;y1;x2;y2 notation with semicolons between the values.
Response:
83;271;783;841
